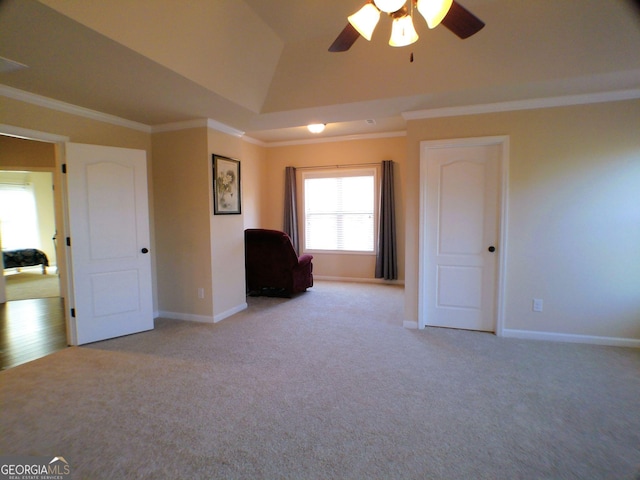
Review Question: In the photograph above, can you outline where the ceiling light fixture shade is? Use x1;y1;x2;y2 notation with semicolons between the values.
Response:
373;0;406;13
348;4;381;41
416;0;453;28
307;123;326;133
389;14;419;47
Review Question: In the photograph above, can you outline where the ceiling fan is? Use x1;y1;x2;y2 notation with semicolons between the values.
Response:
329;0;485;52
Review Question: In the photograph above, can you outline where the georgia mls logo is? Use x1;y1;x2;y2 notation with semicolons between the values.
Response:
49;457;70;473
0;456;71;480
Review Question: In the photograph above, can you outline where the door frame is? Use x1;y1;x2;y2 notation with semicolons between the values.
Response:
0;124;76;344
418;135;509;334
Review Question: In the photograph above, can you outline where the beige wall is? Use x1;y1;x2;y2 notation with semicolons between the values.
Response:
265;136;407;281
1;97;151;150
241;140;268;229
0;135;56;168
151;128;266;321
207;130;251;320
152;128;212;318
405;100;640;340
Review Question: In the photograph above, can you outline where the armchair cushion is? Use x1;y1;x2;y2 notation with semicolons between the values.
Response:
244;229;313;296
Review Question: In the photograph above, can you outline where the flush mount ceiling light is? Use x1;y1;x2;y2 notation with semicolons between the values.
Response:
329;0;484;52
307;123;326;134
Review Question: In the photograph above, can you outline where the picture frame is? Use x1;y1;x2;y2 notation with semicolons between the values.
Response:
213;154;241;215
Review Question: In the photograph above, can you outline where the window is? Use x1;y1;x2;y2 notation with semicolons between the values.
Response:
0;183;40;250
302;168;377;253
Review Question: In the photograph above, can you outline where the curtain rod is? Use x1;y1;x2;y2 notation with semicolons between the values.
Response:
293;162;385;171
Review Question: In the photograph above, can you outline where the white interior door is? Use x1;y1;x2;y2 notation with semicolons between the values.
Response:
66;143;153;345
420;138;506;332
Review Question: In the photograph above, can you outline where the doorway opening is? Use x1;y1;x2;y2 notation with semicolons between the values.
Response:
0;132;68;369
1;169;61;301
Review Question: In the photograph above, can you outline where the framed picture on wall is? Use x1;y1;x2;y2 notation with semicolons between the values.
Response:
213;154;241;215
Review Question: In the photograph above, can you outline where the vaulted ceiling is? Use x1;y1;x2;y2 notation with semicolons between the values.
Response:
1;0;639;143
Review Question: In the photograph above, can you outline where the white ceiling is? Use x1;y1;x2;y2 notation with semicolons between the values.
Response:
1;0;639;143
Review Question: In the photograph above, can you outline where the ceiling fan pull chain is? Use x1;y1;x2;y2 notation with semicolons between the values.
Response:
410;52;414;62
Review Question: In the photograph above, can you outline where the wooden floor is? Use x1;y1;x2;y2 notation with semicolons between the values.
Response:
0;297;67;370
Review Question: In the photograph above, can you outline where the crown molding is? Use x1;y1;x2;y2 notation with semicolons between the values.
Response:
6;83;637;145
1;85;247;138
151;119;208;133
402;89;640;120
264;130;407;148
207;118;244;137
151;118;245;138
0;84;151;133
241;135;267;147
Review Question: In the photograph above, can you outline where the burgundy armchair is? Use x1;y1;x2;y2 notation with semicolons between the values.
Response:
244;229;313;297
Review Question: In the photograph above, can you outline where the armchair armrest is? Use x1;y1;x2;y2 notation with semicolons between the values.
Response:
297;254;313;268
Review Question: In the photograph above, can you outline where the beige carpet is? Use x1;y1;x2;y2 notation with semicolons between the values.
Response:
3;272;60;301
1;281;639;479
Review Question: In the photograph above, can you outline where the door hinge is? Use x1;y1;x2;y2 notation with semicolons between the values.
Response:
66;237;71;247
62;164;67;174
71;308;76;318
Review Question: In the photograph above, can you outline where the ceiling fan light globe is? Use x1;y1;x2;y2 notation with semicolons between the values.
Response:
374;0;407;13
307;123;326;133
389;15;419;47
348;4;381;41
416;0;453;28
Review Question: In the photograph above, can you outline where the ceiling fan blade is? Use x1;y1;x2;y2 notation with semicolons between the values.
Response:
328;23;361;52
441;1;485;39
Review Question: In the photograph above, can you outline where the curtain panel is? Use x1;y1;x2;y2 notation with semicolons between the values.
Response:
375;160;398;280
283;166;300;254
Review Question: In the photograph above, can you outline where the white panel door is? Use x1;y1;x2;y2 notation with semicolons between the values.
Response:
66;143;153;344
421;140;503;332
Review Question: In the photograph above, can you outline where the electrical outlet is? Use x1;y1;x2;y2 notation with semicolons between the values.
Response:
532;298;543;312
198;288;205;299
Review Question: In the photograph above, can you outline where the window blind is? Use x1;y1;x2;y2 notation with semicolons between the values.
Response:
304;172;375;252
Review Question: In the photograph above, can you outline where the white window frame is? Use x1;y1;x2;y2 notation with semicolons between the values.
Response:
300;167;379;255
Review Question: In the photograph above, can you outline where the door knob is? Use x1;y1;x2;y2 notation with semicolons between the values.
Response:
141;248;149;254
488;246;496;253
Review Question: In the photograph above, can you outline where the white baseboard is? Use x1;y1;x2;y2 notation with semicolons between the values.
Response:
214;303;247;323
158;302;248;324
314;275;404;285
157;310;215;323
403;320;418;329
502;328;640;348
